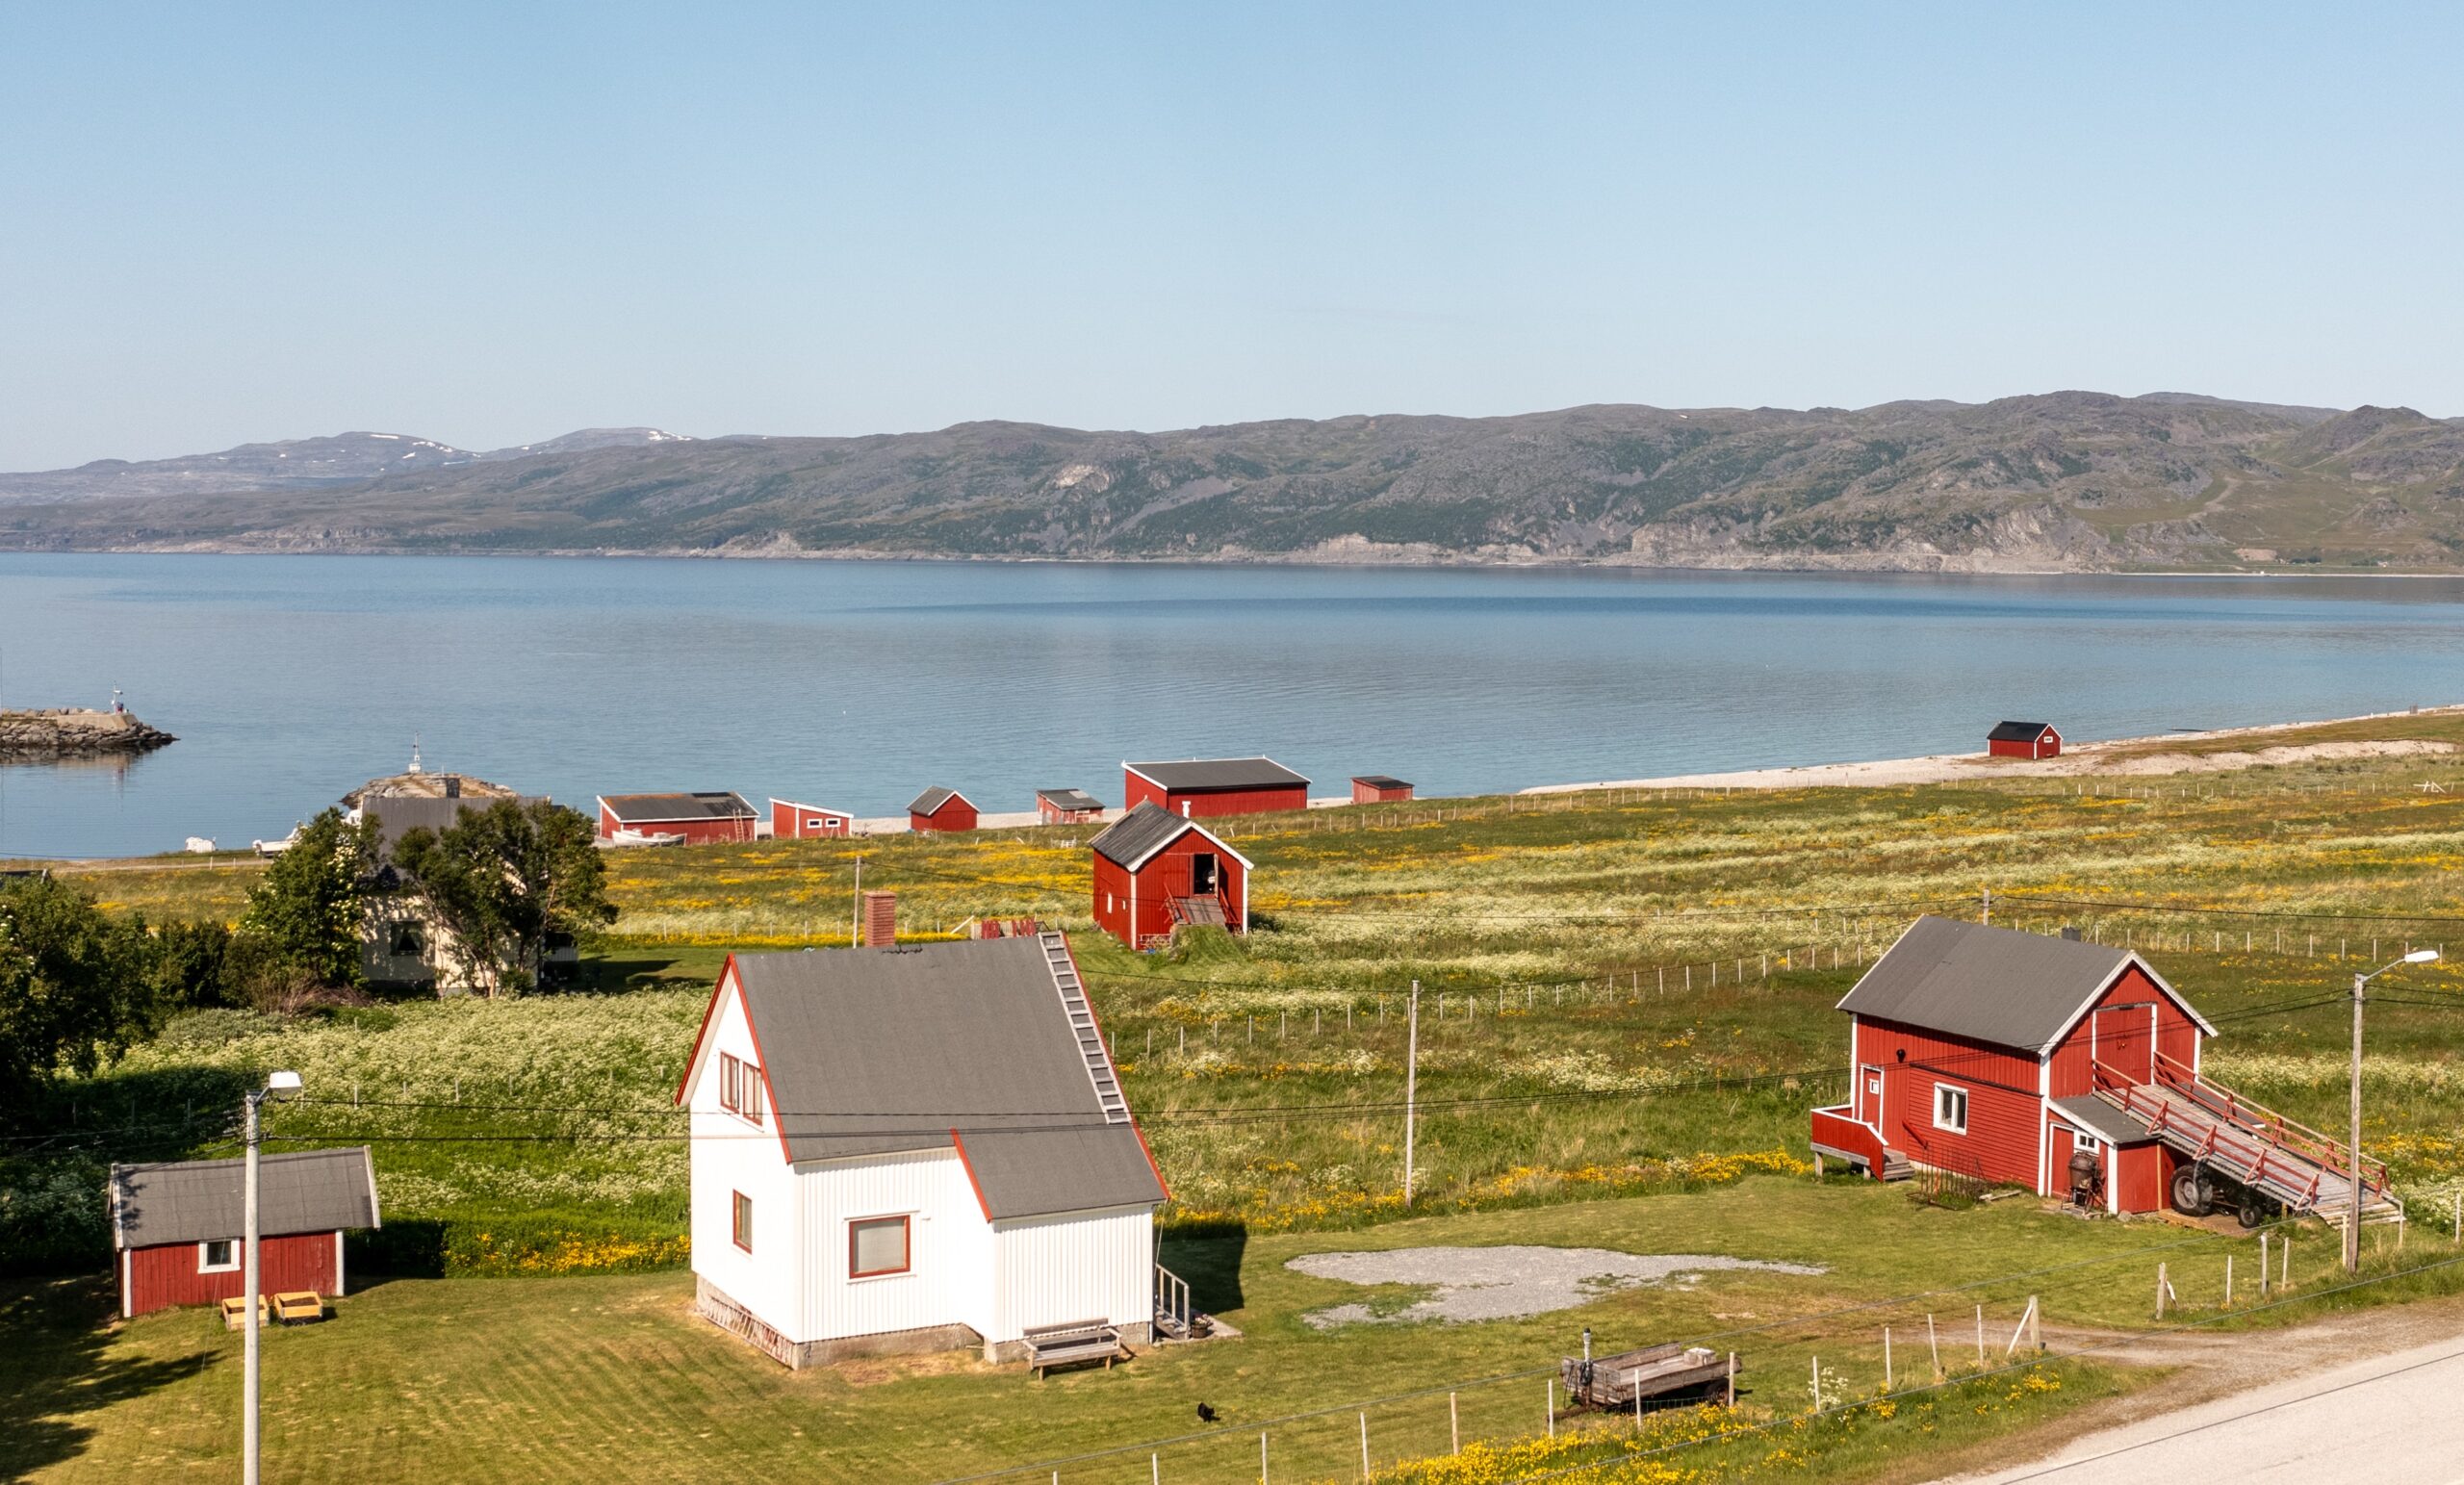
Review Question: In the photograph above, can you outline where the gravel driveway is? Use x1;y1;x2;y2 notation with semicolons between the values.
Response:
1288;1245;1826;1327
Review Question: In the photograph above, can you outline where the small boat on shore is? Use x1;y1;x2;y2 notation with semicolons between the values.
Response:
604;827;687;848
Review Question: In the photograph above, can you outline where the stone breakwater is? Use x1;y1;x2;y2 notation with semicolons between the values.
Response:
0;707;176;755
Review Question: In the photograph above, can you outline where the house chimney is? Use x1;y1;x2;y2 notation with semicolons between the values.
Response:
2060;925;2082;941
862;890;897;948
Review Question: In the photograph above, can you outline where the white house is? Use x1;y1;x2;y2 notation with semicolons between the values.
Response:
674;932;1168;1367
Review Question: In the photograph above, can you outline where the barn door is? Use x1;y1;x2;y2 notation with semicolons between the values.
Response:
2091;1004;2156;1087
1190;853;1219;895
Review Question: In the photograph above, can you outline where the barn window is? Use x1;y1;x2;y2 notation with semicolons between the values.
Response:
1933;1084;1969;1135
849;1215;911;1277
2073;1130;2103;1154
199;1239;240;1272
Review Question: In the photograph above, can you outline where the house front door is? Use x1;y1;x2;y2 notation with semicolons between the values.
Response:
1857;1064;1885;1128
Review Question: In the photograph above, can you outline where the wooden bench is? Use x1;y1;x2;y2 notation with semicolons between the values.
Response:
271;1291;325;1325
1021;1319;1126;1379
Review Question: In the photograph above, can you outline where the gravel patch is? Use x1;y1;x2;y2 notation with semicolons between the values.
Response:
1288;1245;1826;1328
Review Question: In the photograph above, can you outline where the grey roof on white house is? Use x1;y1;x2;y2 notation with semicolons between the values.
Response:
909;786;971;816
2051;1095;2155;1146
725;936;1165;1219
599;791;755;823
363;793;546;859
1837;915;2206;1053
109;1147;380;1250
1122;757;1308;793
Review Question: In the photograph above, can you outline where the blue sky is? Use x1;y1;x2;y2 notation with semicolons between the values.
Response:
3;3;2459;467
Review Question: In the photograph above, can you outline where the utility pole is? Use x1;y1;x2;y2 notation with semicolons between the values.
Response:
2348;950;2439;1271
243;1070;302;1485
1403;980;1420;1206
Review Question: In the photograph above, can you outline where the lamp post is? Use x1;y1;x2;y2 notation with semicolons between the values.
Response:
243;1069;302;1485
2348;952;2436;1272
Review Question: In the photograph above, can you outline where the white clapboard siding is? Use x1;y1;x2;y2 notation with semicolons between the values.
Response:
685;982;807;1338
990;1205;1154;1342
799;1146;992;1344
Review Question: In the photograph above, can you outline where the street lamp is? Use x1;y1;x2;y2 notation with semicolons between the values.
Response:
244;1070;301;1485
2348;951;2436;1272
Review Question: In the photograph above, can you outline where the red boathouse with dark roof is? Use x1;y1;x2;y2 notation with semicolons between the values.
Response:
1121;757;1308;819
909;787;979;832
596;791;758;844
1986;722;2062;759
1089;803;1251;949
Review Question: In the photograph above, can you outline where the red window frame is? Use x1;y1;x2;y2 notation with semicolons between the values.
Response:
732;1191;753;1252
847;1215;911;1278
718;1052;740;1112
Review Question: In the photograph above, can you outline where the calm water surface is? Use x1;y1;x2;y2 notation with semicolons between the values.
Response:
3;554;2461;859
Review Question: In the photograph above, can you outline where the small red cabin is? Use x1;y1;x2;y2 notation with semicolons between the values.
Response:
1037;788;1106;826
1089;803;1251;949
770;798;854;839
597;791;758;844
1350;775;1414;804
1122;757;1309;819
1987;721;2062;759
909;787;979;833
110;1147;380;1319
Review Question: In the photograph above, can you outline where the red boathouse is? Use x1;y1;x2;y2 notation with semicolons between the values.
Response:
110;1147;381;1318
909;787;979;833
1037;788;1106;826
1089;802;1251;949
1350;775;1414;804
1121;758;1309;819
769;798;854;839
1986;721;2062;759
596;792;758;844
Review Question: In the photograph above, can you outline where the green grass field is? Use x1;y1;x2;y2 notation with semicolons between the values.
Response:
13;711;2464;1478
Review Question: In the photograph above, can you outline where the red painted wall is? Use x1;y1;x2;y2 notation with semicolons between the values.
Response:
771;802;849;838
1040;800;1101;826
1122;773;1307;819
2044;965;2202;1098
2115;1142;2173;1214
599;806;755;844
1852;1016;2043;1189
911;797;978;832
1351;781;1413;804
1091;832;1245;947
1987;730;2061;759
122;1232;340;1318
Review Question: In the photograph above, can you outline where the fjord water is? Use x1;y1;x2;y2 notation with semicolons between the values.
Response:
2;553;2461;860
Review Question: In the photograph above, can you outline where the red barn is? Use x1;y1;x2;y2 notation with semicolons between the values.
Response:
1810;917;2387;1222
1987;721;2062;759
1121;757;1309;819
1351;775;1414;804
1089;802;1251;949
769;798;854;839
1037;788;1106;826
110;1147;380;1319
909;787;979;833
597;792;758;845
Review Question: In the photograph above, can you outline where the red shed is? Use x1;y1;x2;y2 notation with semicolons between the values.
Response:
1037;788;1106;826
597;791;758;845
1350;775;1414;804
909;787;979;833
1987;721;2062;759
1122;757;1309;819
770;798;854;839
1089;802;1251;949
1810;917;2386;1222
110;1147;380;1319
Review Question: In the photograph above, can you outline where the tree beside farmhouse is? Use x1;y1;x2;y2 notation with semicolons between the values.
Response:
242;807;377;988
387;799;615;997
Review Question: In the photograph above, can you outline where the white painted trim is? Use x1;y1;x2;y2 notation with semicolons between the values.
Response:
335;1229;346;1296
120;1249;132;1319
2035;953;2219;1054
198;1238;240;1273
1103;815;1255;874
1931;1083;1969;1136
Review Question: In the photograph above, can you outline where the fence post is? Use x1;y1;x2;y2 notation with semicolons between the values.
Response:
2225;1254;2234;1307
1974;1305;1984;1364
2156;1262;2169;1319
1810;1354;1821;1413
2260;1231;2270;1295
1359;1413;1369;1480
1450;1393;1458;1453
1727;1352;1736;1407
2030;1294;2041;1351
1884;1326;1892;1390
1927;1314;1940;1376
1261;1430;1270;1484
1548;1378;1554;1437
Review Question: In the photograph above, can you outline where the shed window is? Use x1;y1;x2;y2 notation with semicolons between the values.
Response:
849;1215;911;1277
2073;1130;2103;1154
199;1239;240;1272
732;1191;753;1252
1934;1084;1970;1135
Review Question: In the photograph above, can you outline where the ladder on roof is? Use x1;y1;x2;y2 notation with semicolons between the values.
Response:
1043;932;1129;1124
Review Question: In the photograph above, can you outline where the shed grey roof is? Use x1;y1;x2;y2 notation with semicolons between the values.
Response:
363;793;546;859
1838;915;2160;1052
109;1147;380;1250
600;791;755;823
2051;1095;2154;1146
1037;788;1104;811
724;936;1164;1219
1123;757;1309;793
909;786;971;816
1989;721;2057;742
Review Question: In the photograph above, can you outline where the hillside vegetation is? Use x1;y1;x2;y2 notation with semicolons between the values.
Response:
7;393;2464;570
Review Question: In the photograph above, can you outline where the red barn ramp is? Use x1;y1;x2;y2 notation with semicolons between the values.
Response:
2092;1053;2400;1223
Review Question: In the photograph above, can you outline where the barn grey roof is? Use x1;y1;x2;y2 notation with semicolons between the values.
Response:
1037;788;1104;811
1988;721;2057;742
109;1147;380;1250
600;791;755;823
725;936;1165;1219
1838;915;2159;1052
2051;1095;2154;1145
909;786;970;816
1123;757;1309;793
362;793;546;859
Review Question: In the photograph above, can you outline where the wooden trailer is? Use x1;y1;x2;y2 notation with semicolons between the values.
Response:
1561;1343;1734;1411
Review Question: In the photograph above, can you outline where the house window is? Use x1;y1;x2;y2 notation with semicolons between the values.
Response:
718;1053;740;1113
1934;1084;1970;1135
199;1239;240;1272
388;922;424;956
849;1215;911;1278
739;1064;764;1123
732;1191;753;1252
2073;1131;2103;1154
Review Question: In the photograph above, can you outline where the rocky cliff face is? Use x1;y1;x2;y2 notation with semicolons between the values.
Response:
3;394;2460;571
